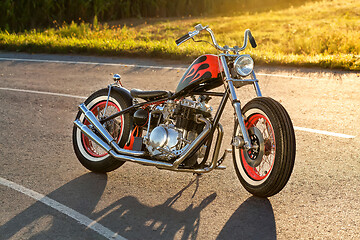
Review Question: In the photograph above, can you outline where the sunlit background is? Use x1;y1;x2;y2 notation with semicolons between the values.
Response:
0;0;359;70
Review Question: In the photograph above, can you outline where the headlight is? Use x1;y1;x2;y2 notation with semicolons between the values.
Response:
233;55;254;77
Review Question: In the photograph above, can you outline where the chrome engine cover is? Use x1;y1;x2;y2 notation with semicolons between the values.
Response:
146;125;183;159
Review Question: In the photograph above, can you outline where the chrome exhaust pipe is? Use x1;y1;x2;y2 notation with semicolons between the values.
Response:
78;103;144;157
108;150;173;168
74;119;112;153
74;119;173;168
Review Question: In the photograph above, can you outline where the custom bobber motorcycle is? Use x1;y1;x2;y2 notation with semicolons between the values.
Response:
73;24;295;197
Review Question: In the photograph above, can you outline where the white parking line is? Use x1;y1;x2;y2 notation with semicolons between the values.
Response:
294;126;355;139
0;57;184;70
257;73;311;80
0;87;86;99
0;177;127;240
0;57;321;80
0;87;355;139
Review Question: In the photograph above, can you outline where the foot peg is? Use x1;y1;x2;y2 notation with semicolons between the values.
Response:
215;149;232;170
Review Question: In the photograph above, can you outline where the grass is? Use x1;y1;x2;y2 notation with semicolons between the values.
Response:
0;0;359;70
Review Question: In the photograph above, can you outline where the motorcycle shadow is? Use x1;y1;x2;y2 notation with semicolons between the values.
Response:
0;173;215;240
95;177;216;240
216;196;276;240
0;172;275;240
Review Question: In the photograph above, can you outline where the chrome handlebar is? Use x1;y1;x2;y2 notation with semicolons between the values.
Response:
176;24;257;53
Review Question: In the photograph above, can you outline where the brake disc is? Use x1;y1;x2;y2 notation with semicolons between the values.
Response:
243;127;265;168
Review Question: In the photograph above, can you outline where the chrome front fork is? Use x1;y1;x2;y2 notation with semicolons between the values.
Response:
219;55;262;150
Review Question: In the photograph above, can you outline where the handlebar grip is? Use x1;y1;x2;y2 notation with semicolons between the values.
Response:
175;33;190;45
248;31;257;48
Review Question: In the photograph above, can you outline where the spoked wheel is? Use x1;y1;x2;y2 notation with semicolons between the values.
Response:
233;97;296;197
72;88;132;173
81;101;122;158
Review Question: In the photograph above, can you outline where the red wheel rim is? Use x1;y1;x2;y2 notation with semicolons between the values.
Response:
81;101;123;157
241;113;276;181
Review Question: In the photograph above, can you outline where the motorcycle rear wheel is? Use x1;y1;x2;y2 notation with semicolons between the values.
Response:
232;97;295;197
72;88;132;173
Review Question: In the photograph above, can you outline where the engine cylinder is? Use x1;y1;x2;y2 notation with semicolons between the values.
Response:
174;105;205;133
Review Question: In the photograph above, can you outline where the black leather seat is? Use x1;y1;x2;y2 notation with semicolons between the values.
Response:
130;89;171;101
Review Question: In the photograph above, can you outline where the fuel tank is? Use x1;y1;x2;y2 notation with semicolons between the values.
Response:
175;54;223;94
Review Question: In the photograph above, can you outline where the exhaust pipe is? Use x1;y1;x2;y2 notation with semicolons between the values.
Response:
78;103;144;157
74;119;112;152
74;119;173;168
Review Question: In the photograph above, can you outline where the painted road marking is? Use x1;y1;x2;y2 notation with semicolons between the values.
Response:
0;87;87;99
294;126;355;139
0;57;321;80
0;57;184;70
0;177;127;240
0;87;356;139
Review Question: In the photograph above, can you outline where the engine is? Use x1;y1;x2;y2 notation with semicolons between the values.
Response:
143;96;212;166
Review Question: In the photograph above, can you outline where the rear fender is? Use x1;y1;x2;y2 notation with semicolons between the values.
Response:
110;86;133;107
109;86;134;147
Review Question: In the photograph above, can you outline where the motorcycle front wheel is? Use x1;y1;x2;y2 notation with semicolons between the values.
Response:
233;97;296;197
72;88;132;173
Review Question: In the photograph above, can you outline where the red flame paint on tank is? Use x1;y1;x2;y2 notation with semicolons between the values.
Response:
176;55;223;93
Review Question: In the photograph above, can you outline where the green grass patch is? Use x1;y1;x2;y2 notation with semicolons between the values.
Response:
0;0;359;70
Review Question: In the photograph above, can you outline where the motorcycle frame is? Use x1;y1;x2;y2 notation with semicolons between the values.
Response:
102;54;262;148
74;25;264;174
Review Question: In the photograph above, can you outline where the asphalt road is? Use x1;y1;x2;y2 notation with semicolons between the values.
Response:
0;52;359;240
